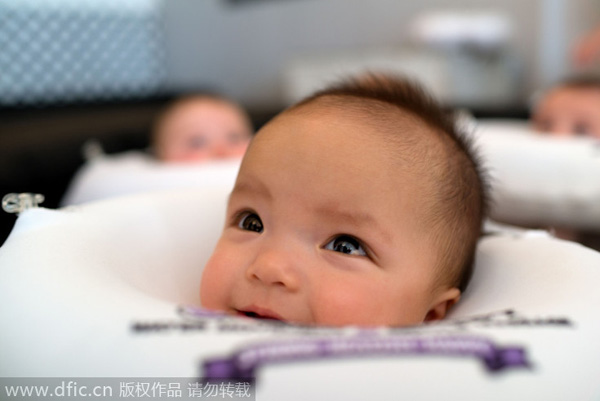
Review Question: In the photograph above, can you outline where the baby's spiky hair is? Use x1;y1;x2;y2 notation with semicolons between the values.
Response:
291;72;489;292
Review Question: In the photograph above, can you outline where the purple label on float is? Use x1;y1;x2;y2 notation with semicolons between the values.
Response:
203;334;529;380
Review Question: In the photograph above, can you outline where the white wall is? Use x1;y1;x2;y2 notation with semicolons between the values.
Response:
163;0;600;111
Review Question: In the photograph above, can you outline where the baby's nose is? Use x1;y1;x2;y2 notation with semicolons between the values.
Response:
245;249;301;291
212;142;236;158
213;146;229;158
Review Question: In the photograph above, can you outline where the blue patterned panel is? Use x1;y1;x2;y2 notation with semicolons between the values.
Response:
0;0;167;105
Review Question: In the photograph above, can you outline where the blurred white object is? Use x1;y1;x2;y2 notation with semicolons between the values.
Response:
283;47;520;109
409;10;512;50
473;120;600;230
61;151;241;206
283;48;449;105
283;9;519;109
1;187;600;399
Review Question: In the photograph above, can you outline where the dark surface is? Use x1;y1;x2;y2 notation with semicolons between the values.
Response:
0;101;526;246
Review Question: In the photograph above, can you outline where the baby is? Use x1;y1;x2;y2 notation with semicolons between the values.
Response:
152;94;253;163
200;73;488;327
531;77;600;248
532;76;600;139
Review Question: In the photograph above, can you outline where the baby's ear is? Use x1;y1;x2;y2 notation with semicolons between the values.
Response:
424;288;461;322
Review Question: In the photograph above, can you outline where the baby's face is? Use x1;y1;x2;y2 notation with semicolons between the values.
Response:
533;86;600;138
157;100;251;163
200;104;459;327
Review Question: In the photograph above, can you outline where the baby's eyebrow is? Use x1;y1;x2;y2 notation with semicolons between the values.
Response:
229;177;272;201
314;205;391;244
315;206;374;225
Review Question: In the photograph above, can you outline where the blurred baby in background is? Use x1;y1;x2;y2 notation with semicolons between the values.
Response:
531;76;600;248
532;76;600;139
153;94;254;163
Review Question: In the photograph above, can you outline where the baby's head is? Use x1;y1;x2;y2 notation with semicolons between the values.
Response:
532;76;600;138
200;73;488;327
153;95;253;163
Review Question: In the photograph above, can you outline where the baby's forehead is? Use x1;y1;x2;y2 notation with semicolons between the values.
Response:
160;98;250;132
293;98;449;165
541;86;600;113
551;84;600;98
171;98;240;115
287;96;439;143
253;97;449;190
293;95;415;120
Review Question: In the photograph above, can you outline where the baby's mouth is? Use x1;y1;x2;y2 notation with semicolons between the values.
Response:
235;307;284;321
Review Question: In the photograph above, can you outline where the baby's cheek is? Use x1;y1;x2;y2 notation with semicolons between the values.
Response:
310;279;425;327
589;124;600;138
199;252;233;309
311;284;376;326
180;150;212;163
199;266;218;308
230;145;249;157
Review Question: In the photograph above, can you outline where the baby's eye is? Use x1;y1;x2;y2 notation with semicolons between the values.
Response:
238;212;263;233
324;235;366;256
573;122;590;135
